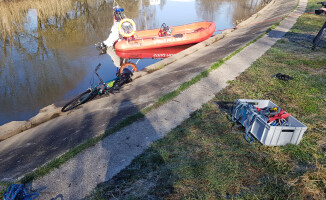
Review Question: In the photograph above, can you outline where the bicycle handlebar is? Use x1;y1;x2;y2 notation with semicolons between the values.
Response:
95;63;101;72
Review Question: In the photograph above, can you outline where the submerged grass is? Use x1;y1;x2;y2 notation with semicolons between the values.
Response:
86;0;326;199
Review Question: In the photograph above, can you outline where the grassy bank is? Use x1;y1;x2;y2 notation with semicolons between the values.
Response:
86;0;326;199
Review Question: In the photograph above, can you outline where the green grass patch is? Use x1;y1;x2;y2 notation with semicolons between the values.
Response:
0;182;12;199
86;0;326;199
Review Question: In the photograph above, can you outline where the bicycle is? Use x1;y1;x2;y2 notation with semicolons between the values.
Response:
61;63;133;112
312;2;326;50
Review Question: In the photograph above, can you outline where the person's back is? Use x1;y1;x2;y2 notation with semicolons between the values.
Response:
102;20;120;48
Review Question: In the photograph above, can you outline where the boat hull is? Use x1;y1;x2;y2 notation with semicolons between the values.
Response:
115;44;194;59
114;21;216;51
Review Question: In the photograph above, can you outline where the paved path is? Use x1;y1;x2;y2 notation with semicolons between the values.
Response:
19;0;308;199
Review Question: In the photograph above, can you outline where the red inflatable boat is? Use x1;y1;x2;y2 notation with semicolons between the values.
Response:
114;21;216;51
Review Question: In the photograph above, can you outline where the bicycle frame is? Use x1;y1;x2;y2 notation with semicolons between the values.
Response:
91;64;119;95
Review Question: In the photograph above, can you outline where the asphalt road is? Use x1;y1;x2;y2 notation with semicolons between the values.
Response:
0;0;297;181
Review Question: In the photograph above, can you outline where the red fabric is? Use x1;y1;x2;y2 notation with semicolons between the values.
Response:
268;109;290;122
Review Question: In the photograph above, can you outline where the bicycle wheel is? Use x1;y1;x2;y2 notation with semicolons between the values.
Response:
312;22;326;50
61;89;94;112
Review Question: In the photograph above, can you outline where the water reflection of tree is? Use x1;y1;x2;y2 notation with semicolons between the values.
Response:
231;0;271;23
159;0;167;10
133;0;158;30
195;0;223;21
0;0;143;56
195;0;270;24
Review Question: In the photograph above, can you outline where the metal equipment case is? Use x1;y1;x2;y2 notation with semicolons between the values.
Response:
233;99;307;146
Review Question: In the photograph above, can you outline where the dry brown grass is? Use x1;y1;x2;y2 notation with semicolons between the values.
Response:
293;162;326;199
0;0;73;40
0;0;140;43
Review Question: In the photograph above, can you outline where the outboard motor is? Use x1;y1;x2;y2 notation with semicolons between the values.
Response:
159;23;173;37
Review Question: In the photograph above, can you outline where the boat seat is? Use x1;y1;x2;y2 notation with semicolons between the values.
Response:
173;34;183;38
193;27;205;32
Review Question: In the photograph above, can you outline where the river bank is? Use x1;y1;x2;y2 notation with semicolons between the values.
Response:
0;0;306;198
0;0;284;180
0;0;314;198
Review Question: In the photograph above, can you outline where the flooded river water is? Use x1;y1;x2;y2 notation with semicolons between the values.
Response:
0;0;269;125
